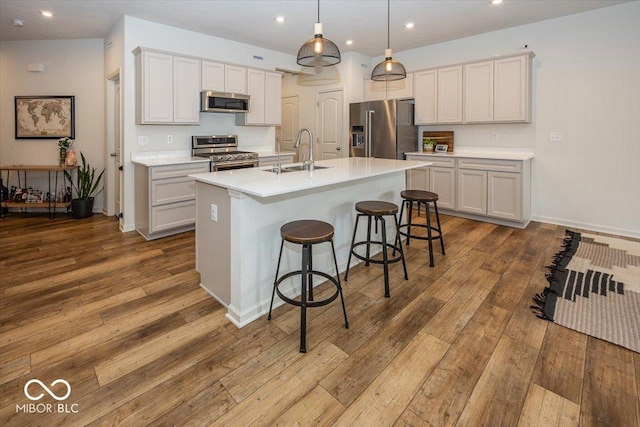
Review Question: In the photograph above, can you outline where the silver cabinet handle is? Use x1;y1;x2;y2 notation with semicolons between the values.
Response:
336;147;341;151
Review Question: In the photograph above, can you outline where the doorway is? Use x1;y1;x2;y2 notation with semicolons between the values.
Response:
107;70;123;228
316;89;344;160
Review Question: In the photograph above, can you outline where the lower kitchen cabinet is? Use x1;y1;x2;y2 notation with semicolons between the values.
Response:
135;161;209;240
406;153;531;228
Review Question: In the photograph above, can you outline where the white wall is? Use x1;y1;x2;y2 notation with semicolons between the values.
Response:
392;2;640;237
0;39;106;212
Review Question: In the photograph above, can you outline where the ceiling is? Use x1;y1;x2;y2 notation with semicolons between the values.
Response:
0;0;632;57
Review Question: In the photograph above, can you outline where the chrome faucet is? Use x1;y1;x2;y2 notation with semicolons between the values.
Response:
294;128;314;171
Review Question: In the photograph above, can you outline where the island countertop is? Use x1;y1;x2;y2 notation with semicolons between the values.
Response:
191;157;429;198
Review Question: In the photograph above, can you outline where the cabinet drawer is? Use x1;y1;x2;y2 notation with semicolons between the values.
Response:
428;157;456;168
150;200;196;233
150;162;209;180
457;158;521;173
151;176;195;206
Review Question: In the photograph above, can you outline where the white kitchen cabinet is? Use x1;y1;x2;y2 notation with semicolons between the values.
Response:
201;61;248;94
430;166;456;210
457;169;488;214
494;54;532;122
364;73;414;101
464;60;494;123
406;165;430;191
236;69;282;126
437;66;463;124
134;48;200;125
414;69;438;124
488;171;522;220
135;161;210;240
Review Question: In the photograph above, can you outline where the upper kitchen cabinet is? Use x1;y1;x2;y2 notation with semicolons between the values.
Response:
464;52;534;123
414;66;463;125
201;61;247;94
236;69;282;126
364;73;414;101
134;47;200;125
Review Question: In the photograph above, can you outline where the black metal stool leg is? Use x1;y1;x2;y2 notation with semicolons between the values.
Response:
365;215;372;266
268;239;285;320
331;240;349;329
344;214;361;281
308;245;314;302
434;201;445;255
425;202;435;267
394;213;409;280
299;243;309;353
406;200;414;246
380;216;390;298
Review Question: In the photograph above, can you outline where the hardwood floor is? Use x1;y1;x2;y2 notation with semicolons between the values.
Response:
1;213;638;426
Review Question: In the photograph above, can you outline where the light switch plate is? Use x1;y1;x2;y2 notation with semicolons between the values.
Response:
549;131;564;142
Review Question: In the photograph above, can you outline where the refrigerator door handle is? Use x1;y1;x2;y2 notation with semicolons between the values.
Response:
366;110;374;158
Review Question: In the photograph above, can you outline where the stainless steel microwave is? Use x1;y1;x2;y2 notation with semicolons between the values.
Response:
200;91;250;113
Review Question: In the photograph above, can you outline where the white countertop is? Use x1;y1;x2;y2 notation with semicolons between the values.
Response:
191;157;430;198
406;148;534;161
131;150;211;167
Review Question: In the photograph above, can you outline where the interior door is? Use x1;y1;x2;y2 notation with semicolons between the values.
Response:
114;80;122;221
317;89;344;160
278;95;299;162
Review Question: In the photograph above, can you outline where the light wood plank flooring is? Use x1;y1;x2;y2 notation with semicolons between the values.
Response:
1;213;638;426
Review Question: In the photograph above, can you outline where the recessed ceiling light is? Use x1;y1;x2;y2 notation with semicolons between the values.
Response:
489;0;503;5
40;10;54;17
404;22;415;29
346;40;353;46
275;16;285;23
12;19;24;27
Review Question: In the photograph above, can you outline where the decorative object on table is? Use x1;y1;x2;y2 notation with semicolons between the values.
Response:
435;144;448;153
422;131;454;153
57;136;73;166
296;0;341;67
532;230;640;353
65;149;77;166
422;138;436;152
14;95;75;139
64;152;105;219
371;0;407;81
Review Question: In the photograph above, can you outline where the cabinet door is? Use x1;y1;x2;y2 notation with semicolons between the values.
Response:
225;65;247;94
488;171;522;220
244;69;265;125
151;200;196;233
437;66;463;124
464;61;494;123
173;56;200;123
430;167;456;209
264;72;282;125
457;169;487;214
201;61;225;91
151;177;196;206
406;166;429;191
414;70;438;124
142;50;173;123
494;55;529;122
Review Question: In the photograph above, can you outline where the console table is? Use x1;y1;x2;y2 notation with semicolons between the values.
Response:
0;165;79;218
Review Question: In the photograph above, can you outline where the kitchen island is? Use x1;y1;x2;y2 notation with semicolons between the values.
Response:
191;157;428;327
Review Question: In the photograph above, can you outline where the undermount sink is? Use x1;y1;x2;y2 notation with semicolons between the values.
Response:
264;165;330;173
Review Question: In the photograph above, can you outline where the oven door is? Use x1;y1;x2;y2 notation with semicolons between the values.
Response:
211;160;259;172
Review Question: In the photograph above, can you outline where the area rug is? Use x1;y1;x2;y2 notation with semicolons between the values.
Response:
532;230;640;353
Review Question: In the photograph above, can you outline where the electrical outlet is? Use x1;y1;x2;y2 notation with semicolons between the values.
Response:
137;135;148;145
549;131;564;142
167;135;173;144
491;131;499;141
210;204;218;222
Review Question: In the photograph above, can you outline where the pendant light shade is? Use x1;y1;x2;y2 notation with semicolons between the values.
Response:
297;0;341;67
371;0;406;81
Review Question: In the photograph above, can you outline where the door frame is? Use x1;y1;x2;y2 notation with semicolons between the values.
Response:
106;68;123;226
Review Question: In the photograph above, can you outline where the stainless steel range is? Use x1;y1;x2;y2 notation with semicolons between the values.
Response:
192;135;259;171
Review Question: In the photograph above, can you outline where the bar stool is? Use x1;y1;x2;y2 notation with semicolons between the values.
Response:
268;219;349;353
344;201;408;298
398;190;445;267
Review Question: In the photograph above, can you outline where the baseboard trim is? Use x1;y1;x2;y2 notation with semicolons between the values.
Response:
530;215;639;239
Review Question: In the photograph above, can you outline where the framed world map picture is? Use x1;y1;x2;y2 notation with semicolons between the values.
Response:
15;95;75;139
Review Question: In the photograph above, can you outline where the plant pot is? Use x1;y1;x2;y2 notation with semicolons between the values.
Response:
423;145;434;152
70;197;94;219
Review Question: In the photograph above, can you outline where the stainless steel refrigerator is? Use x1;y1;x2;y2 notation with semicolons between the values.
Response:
349;99;417;159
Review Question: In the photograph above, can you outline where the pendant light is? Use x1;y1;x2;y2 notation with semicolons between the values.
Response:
296;0;341;67
371;0;406;81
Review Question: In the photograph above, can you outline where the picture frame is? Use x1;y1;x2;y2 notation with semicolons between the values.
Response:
14;95;75;139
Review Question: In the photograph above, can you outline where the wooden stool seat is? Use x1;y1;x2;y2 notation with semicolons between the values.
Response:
355;200;399;216
400;190;439;203
281;220;334;244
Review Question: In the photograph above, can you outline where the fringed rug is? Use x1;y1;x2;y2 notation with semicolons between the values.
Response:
532;230;640;353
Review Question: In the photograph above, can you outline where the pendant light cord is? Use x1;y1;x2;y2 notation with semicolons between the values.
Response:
387;0;390;50
317;0;320;24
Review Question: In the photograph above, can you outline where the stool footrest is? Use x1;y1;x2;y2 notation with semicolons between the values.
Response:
398;223;443;241
274;270;340;308
350;241;405;265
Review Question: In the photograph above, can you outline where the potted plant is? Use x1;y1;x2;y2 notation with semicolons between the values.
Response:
423;137;436;152
64;152;105;219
